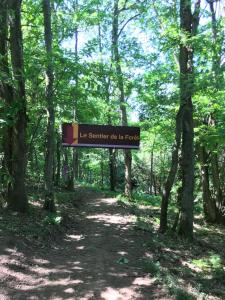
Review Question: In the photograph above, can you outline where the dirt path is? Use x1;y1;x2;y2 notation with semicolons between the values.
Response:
0;191;170;300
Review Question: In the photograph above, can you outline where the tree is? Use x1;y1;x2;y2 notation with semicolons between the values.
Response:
0;0;28;212
159;0;201;237
112;0;132;198
177;0;201;239
0;1;14;199
43;0;55;211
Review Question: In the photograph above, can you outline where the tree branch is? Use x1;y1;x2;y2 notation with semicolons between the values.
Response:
192;0;201;36
118;13;140;38
118;0;129;13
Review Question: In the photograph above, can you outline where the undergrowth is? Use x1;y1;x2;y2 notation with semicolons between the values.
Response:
117;191;225;300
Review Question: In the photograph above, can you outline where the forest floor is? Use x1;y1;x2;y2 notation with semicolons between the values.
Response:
0;186;225;300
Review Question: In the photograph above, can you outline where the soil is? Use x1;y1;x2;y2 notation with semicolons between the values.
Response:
0;190;171;300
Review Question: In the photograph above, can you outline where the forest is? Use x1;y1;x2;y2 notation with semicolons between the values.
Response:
0;0;225;299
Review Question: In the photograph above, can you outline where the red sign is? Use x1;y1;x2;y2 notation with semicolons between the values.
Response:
62;123;140;149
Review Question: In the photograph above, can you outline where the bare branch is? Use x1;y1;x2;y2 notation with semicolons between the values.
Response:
118;13;140;38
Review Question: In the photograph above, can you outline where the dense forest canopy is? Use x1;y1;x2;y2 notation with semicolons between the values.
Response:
1;1;225;299
0;0;225;239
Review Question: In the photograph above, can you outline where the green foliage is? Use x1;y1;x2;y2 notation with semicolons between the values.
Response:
132;192;161;206
142;259;160;275
116;257;129;264
174;289;196;300
192;252;223;273
43;213;62;226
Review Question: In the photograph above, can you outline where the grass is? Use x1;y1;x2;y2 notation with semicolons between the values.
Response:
116;191;225;300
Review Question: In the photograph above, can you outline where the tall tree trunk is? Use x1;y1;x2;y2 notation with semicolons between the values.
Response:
71;0;79;187
0;1;13;200
160;108;182;232
207;1;225;224
208;0;223;87
177;0;194;239
177;0;200;239
112;0;132;198
160;0;200;236
43;0;55;211
97;7;117;191
198;145;216;222
7;0;28;212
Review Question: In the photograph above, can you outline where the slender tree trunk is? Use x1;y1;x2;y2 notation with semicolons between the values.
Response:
112;0;132;198
7;0;28;212
198;145;216;222
63;149;69;187
43;0;55;211
208;0;223;87
160;108;182;232
97;8;117;191
208;1;225;224
71;0;79;187
177;0;200;239
177;0;194;238
160;0;200;236
55;133;61;186
0;1;13;201
101;155;104;188
109;148;116;191
211;153;225;223
150;140;155;194
153;174;157;195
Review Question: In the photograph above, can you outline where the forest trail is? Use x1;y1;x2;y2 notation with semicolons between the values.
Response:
0;190;171;300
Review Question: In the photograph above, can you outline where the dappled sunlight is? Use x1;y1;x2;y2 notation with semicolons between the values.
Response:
65;234;85;241
101;286;140;300
64;287;76;294
76;245;85;250
86;212;132;225
132;276;155;286
118;251;128;255
182;260;203;274
0;192;170;299
101;287;123;300
72;265;83;270
2;188;224;300
0;264;42;287
32;258;49;265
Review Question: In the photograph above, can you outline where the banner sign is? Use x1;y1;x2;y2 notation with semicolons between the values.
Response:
62;123;140;149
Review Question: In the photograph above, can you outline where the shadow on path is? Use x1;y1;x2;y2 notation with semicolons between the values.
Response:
0;191;170;300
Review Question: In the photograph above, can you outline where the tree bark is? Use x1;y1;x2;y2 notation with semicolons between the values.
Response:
112;0;132;198
71;0;79;187
207;1;225;224
177;0;195;239
0;1;14;200
160;108;182;232
109;148;116;191
43;0;55;211
7;0;28;212
97;4;117;192
211;153;225;224
150;140;155;194
198;145;216;222
55;132;61;186
160;0;200;237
